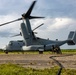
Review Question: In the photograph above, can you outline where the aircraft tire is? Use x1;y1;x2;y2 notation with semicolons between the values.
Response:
5;51;8;54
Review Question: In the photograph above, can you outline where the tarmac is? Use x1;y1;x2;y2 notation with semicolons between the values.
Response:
0;54;76;69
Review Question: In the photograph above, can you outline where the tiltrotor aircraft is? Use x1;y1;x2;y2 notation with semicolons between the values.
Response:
0;1;76;54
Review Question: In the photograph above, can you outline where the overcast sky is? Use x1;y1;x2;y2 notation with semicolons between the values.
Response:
0;0;76;49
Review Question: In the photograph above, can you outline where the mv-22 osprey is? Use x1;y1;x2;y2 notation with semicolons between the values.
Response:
0;1;76;54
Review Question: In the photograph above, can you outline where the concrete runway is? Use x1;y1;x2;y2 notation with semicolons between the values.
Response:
0;54;76;69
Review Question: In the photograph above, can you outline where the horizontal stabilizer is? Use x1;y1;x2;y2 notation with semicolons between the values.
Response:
67;31;76;45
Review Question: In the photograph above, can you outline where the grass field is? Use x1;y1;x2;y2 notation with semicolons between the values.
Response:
0;50;76;75
0;49;76;54
0;63;76;75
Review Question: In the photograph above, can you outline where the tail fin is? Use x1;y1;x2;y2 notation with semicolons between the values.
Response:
67;31;76;45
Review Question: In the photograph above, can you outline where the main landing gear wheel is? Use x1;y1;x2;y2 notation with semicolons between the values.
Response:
4;51;8;54
51;45;62;54
55;46;62;54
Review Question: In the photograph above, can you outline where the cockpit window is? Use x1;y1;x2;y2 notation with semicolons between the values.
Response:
9;41;13;46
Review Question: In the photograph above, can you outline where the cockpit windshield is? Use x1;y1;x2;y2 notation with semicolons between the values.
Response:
9;41;13;45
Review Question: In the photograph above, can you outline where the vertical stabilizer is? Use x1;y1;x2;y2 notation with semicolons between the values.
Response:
67;31;76;45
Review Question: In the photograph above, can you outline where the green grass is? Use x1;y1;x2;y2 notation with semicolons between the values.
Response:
62;49;76;52
0;49;76;54
61;49;76;54
0;63;76;75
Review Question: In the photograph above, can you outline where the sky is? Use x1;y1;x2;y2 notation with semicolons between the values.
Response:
0;0;76;49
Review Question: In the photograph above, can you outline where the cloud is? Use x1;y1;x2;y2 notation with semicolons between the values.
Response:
47;18;73;31
32;17;76;31
0;0;76;49
33;0;76;18
0;0;30;15
24;0;35;3
0;13;22;37
0;0;76;18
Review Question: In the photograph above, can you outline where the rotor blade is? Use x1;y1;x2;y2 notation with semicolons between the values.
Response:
22;1;44;19
34;32;38;34
11;32;22;37
0;18;22;26
22;1;36;18
33;23;44;31
29;16;45;19
11;34;21;37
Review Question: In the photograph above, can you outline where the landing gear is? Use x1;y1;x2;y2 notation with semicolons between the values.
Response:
51;45;62;54
39;49;44;54
55;46;62;54
4;51;8;54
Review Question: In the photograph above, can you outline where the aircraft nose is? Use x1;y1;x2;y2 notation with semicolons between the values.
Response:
3;46;6;51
